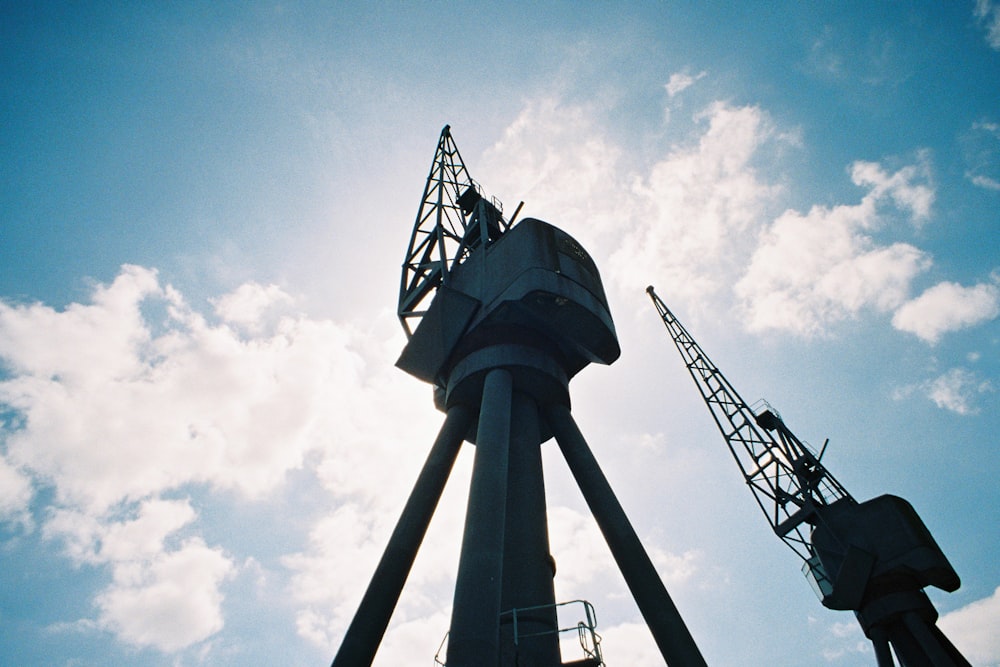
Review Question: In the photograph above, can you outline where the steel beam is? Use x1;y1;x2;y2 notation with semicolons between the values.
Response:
544;403;708;667
500;390;560;666
448;369;513;665
331;403;473;667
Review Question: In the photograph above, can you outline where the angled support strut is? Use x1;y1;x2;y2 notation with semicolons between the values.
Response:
331;404;473;667
544;403;708;667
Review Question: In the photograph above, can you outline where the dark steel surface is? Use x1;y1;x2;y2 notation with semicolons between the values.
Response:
499;390;560;666
448;369;513;665
398;126;510;339
330;404;473;667
544;403;708;667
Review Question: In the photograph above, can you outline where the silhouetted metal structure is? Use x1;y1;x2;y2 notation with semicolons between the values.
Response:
329;127;708;666
647;286;970;667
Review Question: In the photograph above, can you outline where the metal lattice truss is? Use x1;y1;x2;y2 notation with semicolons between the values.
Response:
398;125;509;338
647;287;853;562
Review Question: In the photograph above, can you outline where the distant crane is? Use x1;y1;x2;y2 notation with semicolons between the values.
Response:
328;127;708;666
646;286;970;667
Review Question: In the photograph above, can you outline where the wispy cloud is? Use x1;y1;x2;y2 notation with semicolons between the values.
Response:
820;620;870;662
665;70;708;97
963;120;1000;190
925;368;994;415
894;367;995;415
975;0;1000;50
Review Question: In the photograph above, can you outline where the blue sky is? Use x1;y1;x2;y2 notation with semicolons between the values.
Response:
2;2;999;665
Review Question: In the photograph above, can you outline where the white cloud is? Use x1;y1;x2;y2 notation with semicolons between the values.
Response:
612;101;785;308
280;345;465;658
483;97;976;343
665;70;707;97
0;456;32;525
548;505;617;596
282;504;391;646
963;120;1000;189
735;159;934;335
479;97;624;244
210;281;295;332
42;498;235;652
850;155;934;222
970;173;1000;190
44;498;197;564
893;367;995;415
0;265;160;383
285;454;470;661
925;368;994;415
546;503;700;599
975;0;1000;50
892;279;1000;343
818;619;870;662
596;621;662;666
480;96;953;343
478;98;788;312
940;586;1000;666
0;265;434;654
95;537;234;652
975;120;1000;136
0;267;373;512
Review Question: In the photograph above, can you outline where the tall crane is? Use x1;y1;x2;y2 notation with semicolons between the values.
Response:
328;127;708;666
646;286;971;667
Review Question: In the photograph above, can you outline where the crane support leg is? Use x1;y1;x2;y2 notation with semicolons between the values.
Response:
858;590;971;667
500;389;560;665
890;610;970;667
331;403;473;667
544;403;708;667
448;369;513;665
870;627;897;667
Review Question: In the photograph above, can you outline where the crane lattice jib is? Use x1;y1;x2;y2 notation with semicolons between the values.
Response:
398;125;509;338
646;287;853;562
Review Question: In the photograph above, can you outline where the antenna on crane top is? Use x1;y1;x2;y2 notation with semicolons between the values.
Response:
330;128;708;666
647;285;971;667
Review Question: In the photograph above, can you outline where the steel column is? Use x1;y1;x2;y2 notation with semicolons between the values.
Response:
500;390;560;666
544;403;708;667
870;627;897;667
448;369;513;665
331;403;473;667
894;612;970;667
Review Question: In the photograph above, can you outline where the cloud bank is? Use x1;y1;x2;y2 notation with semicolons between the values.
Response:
0;265;427;653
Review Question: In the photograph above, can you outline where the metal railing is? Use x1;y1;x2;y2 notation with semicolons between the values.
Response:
433;599;604;666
